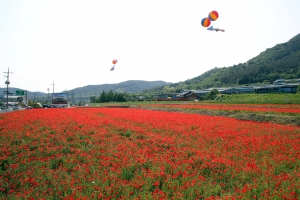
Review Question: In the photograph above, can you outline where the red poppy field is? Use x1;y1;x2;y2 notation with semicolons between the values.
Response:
0;107;299;199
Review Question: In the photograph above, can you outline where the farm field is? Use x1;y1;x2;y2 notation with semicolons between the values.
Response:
1;107;300;199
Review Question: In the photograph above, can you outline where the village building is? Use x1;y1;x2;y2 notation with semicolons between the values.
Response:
153;83;299;101
254;84;298;93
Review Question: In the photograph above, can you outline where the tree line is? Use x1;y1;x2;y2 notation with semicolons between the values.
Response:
90;90;126;103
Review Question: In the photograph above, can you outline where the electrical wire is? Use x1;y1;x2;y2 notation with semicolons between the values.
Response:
10;73;51;86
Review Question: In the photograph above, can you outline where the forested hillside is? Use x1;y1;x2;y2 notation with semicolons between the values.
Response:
140;33;300;96
69;80;171;96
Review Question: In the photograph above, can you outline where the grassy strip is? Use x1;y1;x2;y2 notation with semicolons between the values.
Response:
92;93;300;105
138;106;300;126
213;93;300;104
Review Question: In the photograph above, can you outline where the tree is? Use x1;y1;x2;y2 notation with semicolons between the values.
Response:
95;90;128;103
107;90;114;102
204;89;219;100
99;91;107;102
90;96;97;103
116;93;126;102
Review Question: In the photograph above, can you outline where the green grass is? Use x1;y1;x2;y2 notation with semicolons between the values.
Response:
89;93;300;106
215;93;300;104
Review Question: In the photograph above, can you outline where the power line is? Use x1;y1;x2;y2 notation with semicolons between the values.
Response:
10;73;50;85
11;74;58;96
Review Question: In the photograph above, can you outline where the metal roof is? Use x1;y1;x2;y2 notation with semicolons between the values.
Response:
253;84;298;89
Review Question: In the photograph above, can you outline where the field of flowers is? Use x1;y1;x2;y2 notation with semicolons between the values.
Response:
0;108;299;199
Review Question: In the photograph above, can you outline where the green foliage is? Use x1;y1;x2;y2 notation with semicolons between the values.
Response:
93;90;127;103
121;166;136;181
90;96;96;103
0;160;9;171
204;89;220;100
78;102;85;106
100;90;107;102
49;157;66;169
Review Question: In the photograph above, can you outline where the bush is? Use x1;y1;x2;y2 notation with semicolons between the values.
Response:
204;89;220;100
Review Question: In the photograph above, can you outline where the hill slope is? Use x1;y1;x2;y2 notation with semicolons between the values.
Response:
68;80;171;96
140;33;300;95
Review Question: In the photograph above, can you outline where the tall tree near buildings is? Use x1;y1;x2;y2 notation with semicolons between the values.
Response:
100;91;107;102
107;90;114;102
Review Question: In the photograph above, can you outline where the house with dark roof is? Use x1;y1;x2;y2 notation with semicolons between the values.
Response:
192;90;210;97
175;90;193;98
172;90;203;100
153;94;168;100
213;86;255;94
254;84;298;93
155;83;299;101
273;79;286;84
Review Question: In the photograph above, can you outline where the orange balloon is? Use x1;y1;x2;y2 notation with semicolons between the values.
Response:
112;59;118;64
201;17;211;27
208;11;219;21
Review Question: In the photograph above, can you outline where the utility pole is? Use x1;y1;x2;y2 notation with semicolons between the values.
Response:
94;92;96;106
51;82;56;105
25;91;28;105
51;82;56;94
47;88;50;104
64;88;68;106
3;68;13;109
71;91;75;105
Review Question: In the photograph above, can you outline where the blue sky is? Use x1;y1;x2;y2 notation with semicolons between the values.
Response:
1;0;300;92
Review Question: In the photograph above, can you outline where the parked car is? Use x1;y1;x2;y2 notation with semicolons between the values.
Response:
43;104;52;108
33;103;43;108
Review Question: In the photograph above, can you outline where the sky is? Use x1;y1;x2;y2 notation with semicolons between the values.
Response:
1;0;300;93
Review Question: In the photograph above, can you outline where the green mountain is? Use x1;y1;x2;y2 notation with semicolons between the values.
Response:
1;80;171;103
68;80;171;96
66;80;171;103
140;33;300;96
